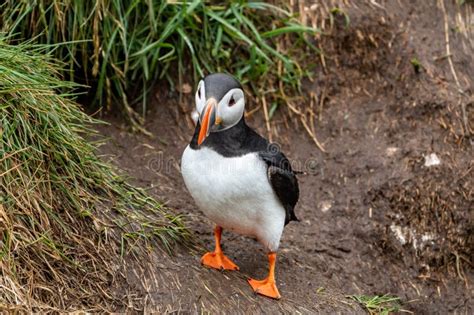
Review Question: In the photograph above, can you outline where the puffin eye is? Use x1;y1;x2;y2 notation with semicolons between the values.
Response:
228;96;235;107
197;89;201;98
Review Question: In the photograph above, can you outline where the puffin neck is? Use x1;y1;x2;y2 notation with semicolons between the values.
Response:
190;117;253;157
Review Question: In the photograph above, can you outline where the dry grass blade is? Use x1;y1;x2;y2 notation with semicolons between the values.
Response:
438;0;472;142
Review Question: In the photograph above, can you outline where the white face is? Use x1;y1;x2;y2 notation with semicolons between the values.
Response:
195;80;206;115
195;80;245;132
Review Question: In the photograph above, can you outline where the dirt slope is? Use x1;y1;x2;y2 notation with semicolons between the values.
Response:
96;1;472;313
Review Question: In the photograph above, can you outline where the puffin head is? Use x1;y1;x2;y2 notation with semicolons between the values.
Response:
195;73;245;145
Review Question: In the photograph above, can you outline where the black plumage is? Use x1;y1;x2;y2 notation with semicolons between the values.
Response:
259;150;299;225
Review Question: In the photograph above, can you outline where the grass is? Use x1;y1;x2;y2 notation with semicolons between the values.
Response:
349;294;402;315
1;0;318;131
0;37;189;312
410;57;422;73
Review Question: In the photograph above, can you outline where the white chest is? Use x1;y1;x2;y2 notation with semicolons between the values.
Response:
180;146;286;251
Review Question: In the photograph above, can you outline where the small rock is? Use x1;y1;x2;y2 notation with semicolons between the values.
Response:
177;83;192;94
424;153;441;167
319;200;332;212
390;224;408;245
386;147;399;157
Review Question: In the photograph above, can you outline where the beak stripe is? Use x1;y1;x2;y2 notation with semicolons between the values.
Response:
198;104;213;145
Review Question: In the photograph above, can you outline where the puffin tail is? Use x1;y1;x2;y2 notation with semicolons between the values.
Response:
284;205;299;226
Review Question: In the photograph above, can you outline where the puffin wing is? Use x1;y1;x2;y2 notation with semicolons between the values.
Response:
259;149;299;225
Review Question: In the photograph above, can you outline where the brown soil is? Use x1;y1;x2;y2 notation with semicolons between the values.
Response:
96;1;472;313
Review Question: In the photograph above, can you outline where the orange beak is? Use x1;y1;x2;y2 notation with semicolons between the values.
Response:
198;99;217;145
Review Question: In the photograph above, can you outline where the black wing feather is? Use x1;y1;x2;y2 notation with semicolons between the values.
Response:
259;149;299;225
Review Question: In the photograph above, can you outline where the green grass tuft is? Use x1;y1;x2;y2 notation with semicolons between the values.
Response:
0;36;189;311
410;57;422;73
349;294;402;315
1;0;318;129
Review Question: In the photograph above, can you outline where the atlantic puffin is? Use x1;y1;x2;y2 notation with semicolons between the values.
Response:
181;73;299;299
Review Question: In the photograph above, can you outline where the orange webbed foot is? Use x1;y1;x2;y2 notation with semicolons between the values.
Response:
248;277;281;299
201;251;239;271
